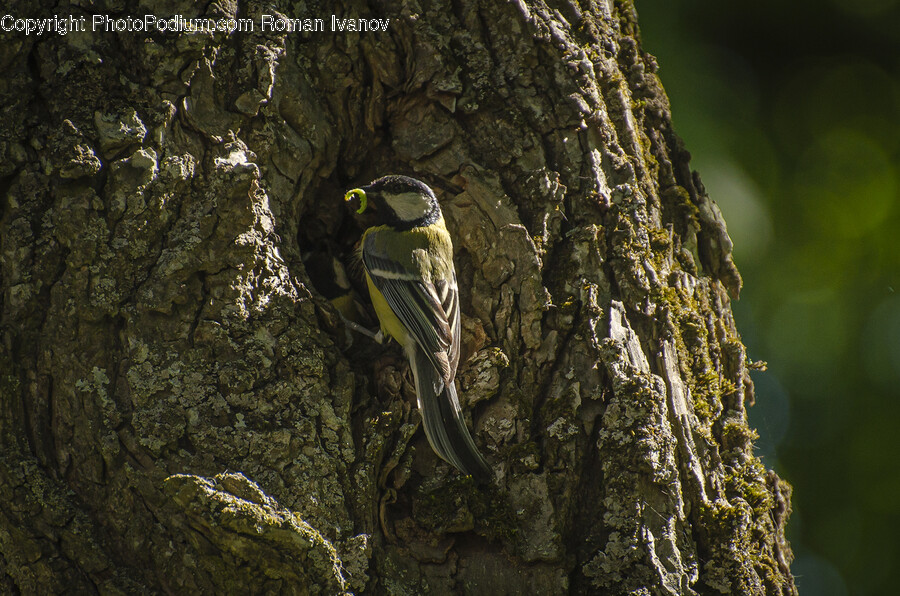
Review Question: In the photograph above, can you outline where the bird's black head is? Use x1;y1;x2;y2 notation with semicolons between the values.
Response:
345;175;441;230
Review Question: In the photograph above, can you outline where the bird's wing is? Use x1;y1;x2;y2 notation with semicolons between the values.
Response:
362;236;458;382
435;272;461;375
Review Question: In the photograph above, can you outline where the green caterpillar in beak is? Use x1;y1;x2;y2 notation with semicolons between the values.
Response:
344;188;368;214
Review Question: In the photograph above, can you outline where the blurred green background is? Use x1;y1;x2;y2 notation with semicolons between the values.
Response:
637;1;900;594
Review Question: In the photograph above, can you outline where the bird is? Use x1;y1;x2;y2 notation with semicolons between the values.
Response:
344;175;492;482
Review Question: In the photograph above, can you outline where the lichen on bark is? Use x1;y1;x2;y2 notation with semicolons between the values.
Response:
1;0;794;593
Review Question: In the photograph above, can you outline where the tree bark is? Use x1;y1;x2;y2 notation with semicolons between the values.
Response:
0;0;795;594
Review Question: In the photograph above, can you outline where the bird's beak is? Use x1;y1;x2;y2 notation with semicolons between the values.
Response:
344;188;368;214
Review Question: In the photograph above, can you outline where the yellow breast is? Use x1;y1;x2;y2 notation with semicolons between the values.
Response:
365;271;410;345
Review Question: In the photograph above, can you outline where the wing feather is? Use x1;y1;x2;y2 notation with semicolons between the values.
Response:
362;235;458;382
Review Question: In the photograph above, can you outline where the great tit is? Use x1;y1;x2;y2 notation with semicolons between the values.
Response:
345;175;492;482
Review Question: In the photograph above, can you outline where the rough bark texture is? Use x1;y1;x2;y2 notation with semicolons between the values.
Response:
0;0;795;594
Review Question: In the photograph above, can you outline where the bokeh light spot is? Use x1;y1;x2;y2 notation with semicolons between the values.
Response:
794;128;896;239
702;159;773;262
765;289;848;383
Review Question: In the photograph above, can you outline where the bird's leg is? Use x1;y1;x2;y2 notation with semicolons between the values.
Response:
340;314;384;343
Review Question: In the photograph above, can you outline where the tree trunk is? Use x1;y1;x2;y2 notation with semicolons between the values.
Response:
0;0;795;594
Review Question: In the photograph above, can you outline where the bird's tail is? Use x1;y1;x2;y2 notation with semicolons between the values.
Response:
409;345;492;483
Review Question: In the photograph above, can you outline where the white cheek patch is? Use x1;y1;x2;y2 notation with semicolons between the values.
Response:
387;191;431;221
